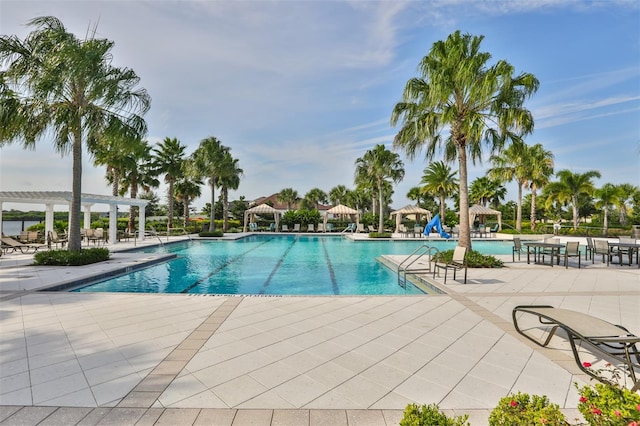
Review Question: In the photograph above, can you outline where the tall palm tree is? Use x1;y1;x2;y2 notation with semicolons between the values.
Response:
391;30;538;250
0;16;150;250
191;136;228;231
487;142;529;231
302;188;328;210
151;137;187;230
354;144;405;232
469;177;506;208
526;143;554;231
278;188;299;210
545;169;601;230
421;161;458;219
216;151;243;232
614;183;638;226
594;183;621;236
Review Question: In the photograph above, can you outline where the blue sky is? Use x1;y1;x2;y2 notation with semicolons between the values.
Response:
1;0;639;212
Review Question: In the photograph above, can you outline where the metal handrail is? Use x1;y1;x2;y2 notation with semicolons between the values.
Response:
397;244;440;289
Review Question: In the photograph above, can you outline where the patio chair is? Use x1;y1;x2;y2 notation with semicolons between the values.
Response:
413;225;423;237
317;223;325;232
541;237;560;265
326;223;334;232
562;241;581;268
307;224;315;232
584;236;594;261
433;246;467;284
1;236;46;254
281;224;289;232
593;239;611;265
368;225;376;233
292;223;301;232
512;237;524;262
357;223;366;233
512;305;640;392
47;230;68;249
269;223;277;232
249;222;258;232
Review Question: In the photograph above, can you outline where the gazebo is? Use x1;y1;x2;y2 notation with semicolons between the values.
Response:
323;204;359;229
389;205;432;233
467;204;502;230
243;203;281;232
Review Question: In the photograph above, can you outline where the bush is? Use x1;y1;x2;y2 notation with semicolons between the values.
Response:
33;247;110;266
434;249;504;268
488;392;568;425
577;381;640;425
199;231;224;237
400;403;469;426
369;232;391;238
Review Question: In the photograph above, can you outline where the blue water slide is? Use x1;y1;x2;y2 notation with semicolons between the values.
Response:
423;214;451;239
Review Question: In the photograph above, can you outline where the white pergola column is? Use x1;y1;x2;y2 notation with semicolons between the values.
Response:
109;203;118;244
138;206;146;241
82;203;93;229
0;202;3;236
45;204;54;237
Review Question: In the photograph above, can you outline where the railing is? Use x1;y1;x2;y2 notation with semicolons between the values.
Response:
397;244;440;289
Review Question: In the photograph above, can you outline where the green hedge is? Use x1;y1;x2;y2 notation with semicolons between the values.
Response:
33;247;110;266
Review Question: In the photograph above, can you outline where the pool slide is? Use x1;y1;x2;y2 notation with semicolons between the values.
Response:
423;214;451;239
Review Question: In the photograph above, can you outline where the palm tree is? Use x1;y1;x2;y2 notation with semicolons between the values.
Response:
614;183;638;226
469;177;506;208
391;31;538;250
354;144;405;232
545;170;601;230
277;188;299;210
328;185;349;206
595;183;621;236
487;142;529;231
216;151;243;232
0;16;150;250
421;161;458;219
302;188;328;210
526;143;554;231
151;137;187;230
175;174;202;229
191;136;228;231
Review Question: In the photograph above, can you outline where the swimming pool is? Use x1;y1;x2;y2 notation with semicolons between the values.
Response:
73;235;513;296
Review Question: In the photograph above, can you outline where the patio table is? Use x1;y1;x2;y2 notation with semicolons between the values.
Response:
608;242;640;267
523;242;564;267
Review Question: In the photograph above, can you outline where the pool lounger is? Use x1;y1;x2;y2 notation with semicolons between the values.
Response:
512;305;640;391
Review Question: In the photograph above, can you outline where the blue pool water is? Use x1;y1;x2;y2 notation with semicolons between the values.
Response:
73;235;513;296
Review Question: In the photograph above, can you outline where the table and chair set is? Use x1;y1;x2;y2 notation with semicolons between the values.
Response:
512;236;640;268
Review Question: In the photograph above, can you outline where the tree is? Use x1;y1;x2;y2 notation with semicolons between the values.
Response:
469;177;506;208
545;169;601;230
301;188;328;210
151;137;186;230
277;188;299;210
421;161;458;219
594;183;621;236
0;16;150;250
216;150;243;232
354;144;405;232
191;136;228;231
526;143;554;231
487;142;529;231
175;168;203;229
614;183;638;226
391;30;538;250
328;185;349;206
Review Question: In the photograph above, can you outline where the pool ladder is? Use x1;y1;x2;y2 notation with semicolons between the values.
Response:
397;244;440;289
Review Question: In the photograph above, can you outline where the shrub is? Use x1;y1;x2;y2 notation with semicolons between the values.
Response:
369;232;391;238
199;231;224;237
488;392;568;425
577;382;640;425
33;247;110;266
400;403;469;426
434;249;504;268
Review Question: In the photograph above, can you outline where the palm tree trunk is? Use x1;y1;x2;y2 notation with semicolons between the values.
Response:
183;198;189;228
128;178;138;233
168;179;174;230
572;197;579;230
516;182;523;232
439;194;445;219
530;186;537;232
222;187;229;232
458;145;471;251
68;130;83;251
378;180;384;232
603;207;608;236
209;179;216;231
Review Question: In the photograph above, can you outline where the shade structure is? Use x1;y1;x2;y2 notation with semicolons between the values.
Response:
323;204;359;229
389;205;432;233
466;204;502;230
243;203;281;231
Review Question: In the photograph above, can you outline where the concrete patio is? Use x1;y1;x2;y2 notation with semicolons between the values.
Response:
0;235;638;425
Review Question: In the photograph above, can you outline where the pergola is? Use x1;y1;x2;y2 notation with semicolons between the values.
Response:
467;204;502;229
389;205;432;233
243;203;281;232
0;191;149;244
323;204;359;229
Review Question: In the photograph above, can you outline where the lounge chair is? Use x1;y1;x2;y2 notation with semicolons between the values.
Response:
368;225;376;233
433;246;467;284
317;223;325;232
562;241;581;268
307;224;314;232
512;305;640;391
341;223;355;233
249;222;258;232
47;230;68;249
269;223;276;232
357;223;366;233
512;237;524;262
326;223;334;233
1;236;46;254
413;225;423;237
281;224;289;232
293;223;301;232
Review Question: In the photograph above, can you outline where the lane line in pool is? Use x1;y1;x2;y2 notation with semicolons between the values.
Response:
321;238;340;295
258;235;299;294
179;238;276;293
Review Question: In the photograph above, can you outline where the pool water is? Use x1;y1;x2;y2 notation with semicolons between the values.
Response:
73;235;513;296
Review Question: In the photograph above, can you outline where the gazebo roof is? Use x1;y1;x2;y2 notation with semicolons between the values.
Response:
390;205;431;215
467;204;500;215
0;191;148;206
325;204;358;215
245;203;280;214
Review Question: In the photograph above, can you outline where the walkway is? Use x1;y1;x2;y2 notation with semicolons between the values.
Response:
0;236;638;425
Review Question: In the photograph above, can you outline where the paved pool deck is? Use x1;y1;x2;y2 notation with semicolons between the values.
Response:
0;234;638;425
